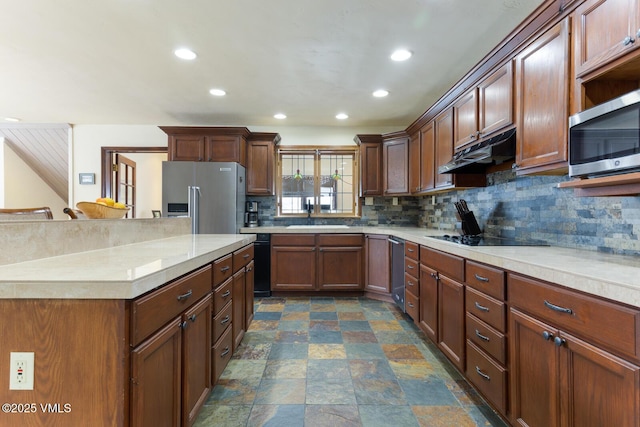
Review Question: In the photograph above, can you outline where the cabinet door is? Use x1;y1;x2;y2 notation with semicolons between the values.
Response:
360;142;383;196
206;135;244;164
419;121;435;192
562;331;640;427
130;319;182;427
245;260;255;328
247;139;274;195
232;268;246;350
409;131;421;194
515;18;570;174
168;135;206;161
438;275;465;371
419;263;438;342
453;88;479;150
510;309;561;427
364;235;390;294
434;108;454;188
182;295;212;427
318;246;363;290
478;61;513;137
573;0;639;78
383;137;409;195
271;245;317;290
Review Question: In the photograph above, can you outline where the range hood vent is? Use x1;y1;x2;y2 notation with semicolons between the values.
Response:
438;128;516;174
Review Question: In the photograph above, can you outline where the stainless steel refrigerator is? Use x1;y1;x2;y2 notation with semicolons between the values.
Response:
162;161;246;234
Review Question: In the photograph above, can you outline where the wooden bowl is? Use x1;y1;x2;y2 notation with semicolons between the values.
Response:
76;202;129;219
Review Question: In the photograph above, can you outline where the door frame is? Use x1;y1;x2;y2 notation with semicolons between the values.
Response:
100;146;167;198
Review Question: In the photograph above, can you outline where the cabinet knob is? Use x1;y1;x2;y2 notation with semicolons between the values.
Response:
554;336;566;347
188;314;197;322
623;36;635;46
179;321;188;329
542;331;553;341
430;272;438;279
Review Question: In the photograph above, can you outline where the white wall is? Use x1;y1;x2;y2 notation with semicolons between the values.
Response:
71;124;399;215
1;141;67;219
124;152;166;218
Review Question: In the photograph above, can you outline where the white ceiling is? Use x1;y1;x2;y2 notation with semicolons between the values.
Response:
1;0;544;129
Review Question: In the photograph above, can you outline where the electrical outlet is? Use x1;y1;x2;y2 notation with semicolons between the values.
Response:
392;197;398;206
9;352;34;390
365;197;373;206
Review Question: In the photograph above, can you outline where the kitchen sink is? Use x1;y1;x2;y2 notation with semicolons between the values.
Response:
286;225;349;229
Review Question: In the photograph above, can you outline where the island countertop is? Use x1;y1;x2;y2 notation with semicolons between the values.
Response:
0;234;256;300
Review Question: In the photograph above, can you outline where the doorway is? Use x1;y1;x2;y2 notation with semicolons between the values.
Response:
101;146;167;218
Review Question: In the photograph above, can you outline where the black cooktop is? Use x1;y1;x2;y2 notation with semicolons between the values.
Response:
430;235;548;246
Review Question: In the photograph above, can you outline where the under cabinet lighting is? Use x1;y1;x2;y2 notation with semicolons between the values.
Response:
174;48;197;60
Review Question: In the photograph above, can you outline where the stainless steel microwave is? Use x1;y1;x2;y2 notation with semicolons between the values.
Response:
569;89;640;178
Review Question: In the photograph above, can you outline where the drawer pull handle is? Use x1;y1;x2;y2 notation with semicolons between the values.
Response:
408;302;414;308
220;347;230;357
221;290;231;298
220;266;231;273
408;248;414;252
177;289;193;301
475;329;490;342
475;366;491;381
474;302;490;312
220;315;230;325
407;281;414;287
544;300;573;315
474;273;489;282
243;254;250;259
188;314;197;322
407;265;414;270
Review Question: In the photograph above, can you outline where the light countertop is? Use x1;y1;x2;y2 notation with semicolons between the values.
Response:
242;226;640;308
0;234;255;300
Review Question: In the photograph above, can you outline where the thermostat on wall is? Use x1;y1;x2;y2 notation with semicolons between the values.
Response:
79;173;95;185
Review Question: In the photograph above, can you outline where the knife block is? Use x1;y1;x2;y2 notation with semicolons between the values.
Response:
455;211;482;236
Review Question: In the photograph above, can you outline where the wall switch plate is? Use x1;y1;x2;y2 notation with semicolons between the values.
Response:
9;352;34;390
392;197;398;206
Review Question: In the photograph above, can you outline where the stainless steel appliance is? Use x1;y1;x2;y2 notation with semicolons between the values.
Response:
439;128;516;174
569;88;640;178
253;233;271;297
389;237;405;312
245;201;259;228
162;161;245;234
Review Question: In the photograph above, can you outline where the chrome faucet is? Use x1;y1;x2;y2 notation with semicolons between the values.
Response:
306;201;312;224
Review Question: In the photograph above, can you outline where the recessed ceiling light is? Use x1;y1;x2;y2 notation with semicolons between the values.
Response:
174;48;197;60
4;117;20;122
336;113;349;120
209;88;226;97
390;49;412;61
373;89;389;98
274;113;287;120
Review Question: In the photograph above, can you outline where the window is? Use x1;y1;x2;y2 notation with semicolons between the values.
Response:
276;147;359;217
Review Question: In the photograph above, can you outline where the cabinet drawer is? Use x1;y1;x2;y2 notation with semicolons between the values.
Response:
466;313;506;365
404;272;419;296
212;326;233;384
132;265;212;346
213;277;233;314
213;300;232;343
466;261;505;300
213;254;233;286
317;234;363;246
272;234;315;246
405;241;419;261
466;340;507;416
420;246;464;282
405;258;419;278
509;273;640;360
233;244;254;271
466;287;506;332
406;289;419;322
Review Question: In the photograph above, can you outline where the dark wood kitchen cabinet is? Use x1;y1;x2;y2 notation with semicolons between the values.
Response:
318;234;363;291
232;244;254;350
509;273;640;427
355;134;383;196
271;234;317;291
514;18;570;175
434;109;454;189
160;126;251;166
404;240;420;322
247;133;280;195
364;234;391;296
419;246;466;371
409;122;435;194
382;131;409;195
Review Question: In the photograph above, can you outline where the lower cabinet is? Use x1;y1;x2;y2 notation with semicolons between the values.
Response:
364;234;391;295
438;275;465;371
271;234;363;292
232;268;246;350
245;260;255;327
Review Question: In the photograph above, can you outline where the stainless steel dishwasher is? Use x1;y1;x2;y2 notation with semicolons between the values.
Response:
389;237;405;312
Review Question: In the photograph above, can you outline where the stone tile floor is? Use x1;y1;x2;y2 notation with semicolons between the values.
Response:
194;296;508;427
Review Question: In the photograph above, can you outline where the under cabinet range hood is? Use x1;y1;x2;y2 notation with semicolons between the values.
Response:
438;128;516;174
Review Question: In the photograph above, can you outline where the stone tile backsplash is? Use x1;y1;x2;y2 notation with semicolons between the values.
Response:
250;170;640;256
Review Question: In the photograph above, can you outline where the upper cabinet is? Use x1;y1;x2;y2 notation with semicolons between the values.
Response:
161;127;251;166
434;108;455;189
573;0;640;79
514;18;571;175
453;62;514;152
382;132;410;195
355;134;383;197
247;133;280;196
409;122;435;194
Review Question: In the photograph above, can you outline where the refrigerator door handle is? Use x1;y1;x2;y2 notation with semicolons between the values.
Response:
188;186;201;234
